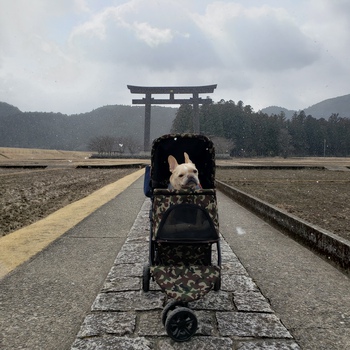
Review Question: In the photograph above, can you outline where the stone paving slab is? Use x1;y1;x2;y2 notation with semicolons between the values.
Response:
71;199;301;349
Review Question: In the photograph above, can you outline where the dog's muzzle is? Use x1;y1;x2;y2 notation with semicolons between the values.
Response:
184;177;199;187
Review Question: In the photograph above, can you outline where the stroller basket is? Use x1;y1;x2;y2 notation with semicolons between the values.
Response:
152;188;219;243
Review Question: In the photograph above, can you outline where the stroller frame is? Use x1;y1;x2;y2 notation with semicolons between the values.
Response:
143;133;221;342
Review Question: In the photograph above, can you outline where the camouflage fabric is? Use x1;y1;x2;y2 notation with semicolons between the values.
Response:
157;244;212;265
151;265;220;302
152;189;219;239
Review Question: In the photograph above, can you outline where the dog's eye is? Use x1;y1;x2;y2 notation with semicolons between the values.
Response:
193;170;198;174
179;174;184;177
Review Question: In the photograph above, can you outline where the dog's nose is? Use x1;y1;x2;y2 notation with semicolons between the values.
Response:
186;176;198;184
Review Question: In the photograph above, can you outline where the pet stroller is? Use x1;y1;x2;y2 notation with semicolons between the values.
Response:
143;133;221;342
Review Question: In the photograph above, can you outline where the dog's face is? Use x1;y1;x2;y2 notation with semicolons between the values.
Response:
168;152;200;190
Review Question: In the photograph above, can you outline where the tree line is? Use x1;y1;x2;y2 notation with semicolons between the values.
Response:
88;136;141;156
171;100;350;157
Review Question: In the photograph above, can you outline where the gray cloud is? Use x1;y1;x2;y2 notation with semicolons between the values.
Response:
233;16;320;71
0;0;349;114
69;4;220;70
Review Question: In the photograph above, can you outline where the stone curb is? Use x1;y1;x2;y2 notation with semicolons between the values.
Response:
216;180;350;273
0;163;146;169
216;165;325;170
71;199;301;349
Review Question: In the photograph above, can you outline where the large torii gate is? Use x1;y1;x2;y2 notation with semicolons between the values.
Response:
127;84;217;152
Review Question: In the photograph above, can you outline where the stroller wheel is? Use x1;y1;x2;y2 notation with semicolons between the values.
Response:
142;263;151;292
165;307;198;342
214;275;221;291
161;300;186;326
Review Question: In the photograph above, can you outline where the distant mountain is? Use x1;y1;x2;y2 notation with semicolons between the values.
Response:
0;104;177;151
259;106;295;119
2;93;349;151
0;102;22;117
304;94;350;118
261;94;350;119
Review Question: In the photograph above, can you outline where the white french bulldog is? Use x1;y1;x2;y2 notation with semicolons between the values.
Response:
167;152;201;190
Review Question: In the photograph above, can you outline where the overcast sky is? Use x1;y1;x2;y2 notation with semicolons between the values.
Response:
1;0;349;114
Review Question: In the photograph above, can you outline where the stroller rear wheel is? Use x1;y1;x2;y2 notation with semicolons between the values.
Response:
214;275;221;291
165;307;198;342
142;263;151;292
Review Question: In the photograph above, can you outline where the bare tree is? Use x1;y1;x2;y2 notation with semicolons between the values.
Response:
116;136;142;155
211;136;235;155
88;135;115;155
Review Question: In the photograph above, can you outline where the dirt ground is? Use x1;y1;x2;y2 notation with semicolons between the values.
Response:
216;167;350;241
1;151;350;243
0;167;137;236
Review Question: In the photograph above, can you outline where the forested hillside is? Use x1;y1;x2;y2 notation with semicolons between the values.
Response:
172;100;350;157
0;103;176;151
1;92;349;156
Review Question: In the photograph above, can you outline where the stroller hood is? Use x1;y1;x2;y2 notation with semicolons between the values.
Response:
151;133;215;189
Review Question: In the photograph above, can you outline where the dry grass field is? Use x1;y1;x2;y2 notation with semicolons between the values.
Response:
1;148;349;242
0;147;147;166
0;147;92;162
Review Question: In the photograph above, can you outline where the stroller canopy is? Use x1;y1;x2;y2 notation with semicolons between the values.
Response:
151;134;216;189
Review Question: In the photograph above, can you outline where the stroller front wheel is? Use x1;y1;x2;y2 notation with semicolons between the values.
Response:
165;307;198;342
161;300;187;326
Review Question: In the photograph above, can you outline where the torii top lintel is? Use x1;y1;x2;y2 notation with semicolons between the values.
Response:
127;84;217;105
127;84;217;94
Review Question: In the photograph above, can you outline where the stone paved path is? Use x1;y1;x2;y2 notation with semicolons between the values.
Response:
71;199;301;349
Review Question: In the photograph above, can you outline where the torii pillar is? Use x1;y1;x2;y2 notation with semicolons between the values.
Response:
127;84;217;152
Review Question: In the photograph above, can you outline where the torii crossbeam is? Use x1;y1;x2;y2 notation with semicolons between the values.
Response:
127;84;217;152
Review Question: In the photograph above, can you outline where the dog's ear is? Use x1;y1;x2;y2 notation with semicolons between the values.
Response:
184;152;193;164
168;155;178;173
